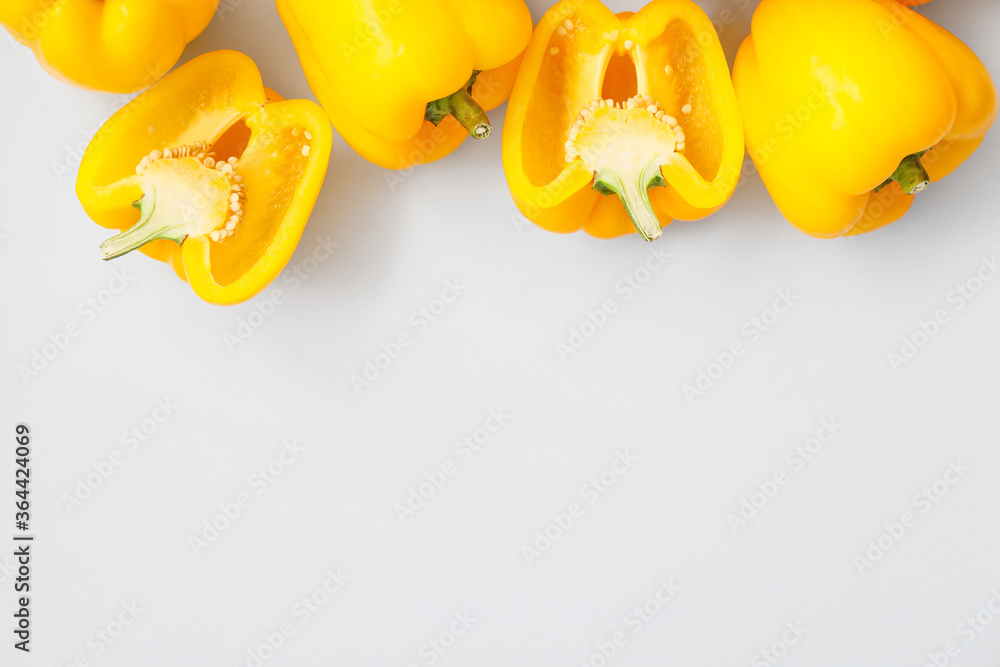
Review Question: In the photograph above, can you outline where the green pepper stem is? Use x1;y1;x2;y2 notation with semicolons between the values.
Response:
876;152;930;196
100;192;187;260
425;73;491;140
593;159;665;242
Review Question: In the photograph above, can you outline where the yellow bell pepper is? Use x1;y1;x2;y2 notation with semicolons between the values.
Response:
734;0;998;238
0;0;218;93
76;50;332;306
501;0;745;242
276;0;533;169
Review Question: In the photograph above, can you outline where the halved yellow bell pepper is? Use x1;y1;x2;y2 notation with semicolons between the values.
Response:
502;0;745;242
77;50;332;305
734;0;998;238
0;0;218;93
276;0;533;169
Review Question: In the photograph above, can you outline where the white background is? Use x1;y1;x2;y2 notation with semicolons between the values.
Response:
2;0;1000;665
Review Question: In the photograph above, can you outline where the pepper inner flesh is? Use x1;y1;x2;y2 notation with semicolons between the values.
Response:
566;95;686;242
100;143;248;259
99;119;316;262
521;17;725;190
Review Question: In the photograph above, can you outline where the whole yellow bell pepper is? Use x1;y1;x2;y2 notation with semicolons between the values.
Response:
77;50;332;305
276;0;533;170
502;0;745;242
734;0;998;238
1;0;218;93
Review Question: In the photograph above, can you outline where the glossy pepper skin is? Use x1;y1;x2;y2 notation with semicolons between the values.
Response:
0;0;218;93
734;0;998;238
502;0;744;241
77;51;332;305
276;0;533;170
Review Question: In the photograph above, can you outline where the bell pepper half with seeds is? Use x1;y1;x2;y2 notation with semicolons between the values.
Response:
502;0;745;242
0;0;218;93
276;0;533;169
76;50;332;306
733;0;997;237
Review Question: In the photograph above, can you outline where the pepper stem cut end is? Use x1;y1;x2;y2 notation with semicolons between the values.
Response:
425;72;492;140
594;160;665;242
100;193;188;260
876;152;930;196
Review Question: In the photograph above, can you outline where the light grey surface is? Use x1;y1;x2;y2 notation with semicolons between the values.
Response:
2;0;1000;665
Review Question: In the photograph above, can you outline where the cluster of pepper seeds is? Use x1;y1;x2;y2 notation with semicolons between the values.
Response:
564;94;687;164
549;18;576;55
292;128;312;156
135;142;246;242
